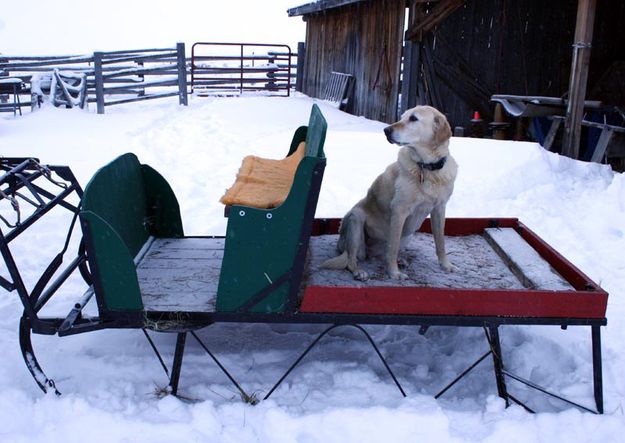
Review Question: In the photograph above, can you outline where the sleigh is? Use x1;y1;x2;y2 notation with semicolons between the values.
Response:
0;105;608;413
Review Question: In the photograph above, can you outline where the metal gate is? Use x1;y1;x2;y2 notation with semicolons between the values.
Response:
191;42;293;96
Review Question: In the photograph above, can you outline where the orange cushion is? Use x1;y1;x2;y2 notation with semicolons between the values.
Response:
220;142;306;208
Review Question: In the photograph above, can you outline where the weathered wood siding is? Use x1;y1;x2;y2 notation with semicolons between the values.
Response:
438;0;577;127
409;0;625;129
301;0;405;123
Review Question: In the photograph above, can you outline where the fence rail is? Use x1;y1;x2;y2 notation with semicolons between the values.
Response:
1;41;301;114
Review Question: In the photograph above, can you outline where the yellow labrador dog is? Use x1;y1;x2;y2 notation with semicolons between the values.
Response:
322;105;458;280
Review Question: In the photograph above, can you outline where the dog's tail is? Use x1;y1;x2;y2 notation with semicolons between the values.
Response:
320;251;349;270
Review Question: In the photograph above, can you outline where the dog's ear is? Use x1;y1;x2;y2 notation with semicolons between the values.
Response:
433;114;452;145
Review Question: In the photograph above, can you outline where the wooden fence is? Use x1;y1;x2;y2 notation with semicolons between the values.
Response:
93;44;188;113
0;44;187;114
1;42;300;115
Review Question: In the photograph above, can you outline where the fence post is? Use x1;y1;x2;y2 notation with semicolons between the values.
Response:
176;42;188;106
296;42;305;93
93;51;105;114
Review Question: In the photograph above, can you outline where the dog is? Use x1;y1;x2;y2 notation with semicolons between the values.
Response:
321;105;458;280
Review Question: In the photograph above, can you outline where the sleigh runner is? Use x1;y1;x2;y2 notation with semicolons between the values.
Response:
0;105;608;413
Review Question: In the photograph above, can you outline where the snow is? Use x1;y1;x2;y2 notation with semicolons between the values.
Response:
1;94;624;442
482;228;572;290
306;234;526;289
2;0;625;436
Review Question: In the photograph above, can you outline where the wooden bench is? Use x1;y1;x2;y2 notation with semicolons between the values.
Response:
216;104;327;312
78;104;327;320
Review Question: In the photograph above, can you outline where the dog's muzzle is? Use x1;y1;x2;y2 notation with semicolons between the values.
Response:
384;126;395;144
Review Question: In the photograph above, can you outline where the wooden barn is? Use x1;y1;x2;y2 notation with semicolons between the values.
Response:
288;0;625;164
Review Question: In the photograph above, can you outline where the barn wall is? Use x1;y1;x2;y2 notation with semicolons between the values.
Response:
411;0;625;130
422;0;578;128
302;0;405;123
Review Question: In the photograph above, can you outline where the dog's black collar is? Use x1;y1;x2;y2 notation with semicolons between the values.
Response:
417;156;447;171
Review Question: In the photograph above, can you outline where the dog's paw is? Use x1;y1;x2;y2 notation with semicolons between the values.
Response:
353;269;370;281
439;260;457;273
388;270;409;280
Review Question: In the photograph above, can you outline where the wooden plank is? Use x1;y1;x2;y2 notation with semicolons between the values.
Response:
484;228;573;290
405;0;465;41
0;55;94;68
101;51;177;65
149;237;225;250
137;237;223;313
300;285;607;319
102;80;177;94
581;120;625;132
103;65;179;79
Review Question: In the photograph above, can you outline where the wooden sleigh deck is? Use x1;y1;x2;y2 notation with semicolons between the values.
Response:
136;218;605;322
0;105;608;413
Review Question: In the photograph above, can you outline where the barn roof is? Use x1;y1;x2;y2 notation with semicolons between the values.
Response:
287;0;367;17
287;0;445;17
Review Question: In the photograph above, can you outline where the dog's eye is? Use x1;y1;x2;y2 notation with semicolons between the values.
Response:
409;114;419;122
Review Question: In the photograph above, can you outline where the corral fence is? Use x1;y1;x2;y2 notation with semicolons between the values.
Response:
0;44;187;114
191;42;294;96
93;44;188;114
0;42;302;115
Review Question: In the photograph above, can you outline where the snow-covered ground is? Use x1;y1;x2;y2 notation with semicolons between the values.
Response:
1;95;624;442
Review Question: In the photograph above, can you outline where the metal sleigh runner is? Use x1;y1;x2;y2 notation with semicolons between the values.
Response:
0;105;608;413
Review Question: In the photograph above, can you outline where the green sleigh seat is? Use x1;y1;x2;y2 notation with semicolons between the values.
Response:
79;104;327;319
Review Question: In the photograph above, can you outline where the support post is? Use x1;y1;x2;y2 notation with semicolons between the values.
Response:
562;0;597;159
169;332;187;396
401;2;424;112
591;325;604;414
400;40;415;114
93;51;105;115
486;326;509;406
176;42;188;106
295;42;305;93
